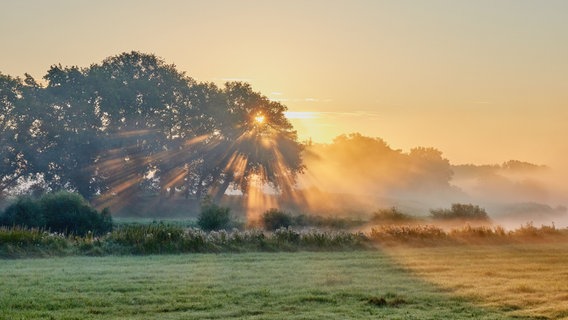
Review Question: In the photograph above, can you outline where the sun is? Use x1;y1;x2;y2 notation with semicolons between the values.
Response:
254;114;265;124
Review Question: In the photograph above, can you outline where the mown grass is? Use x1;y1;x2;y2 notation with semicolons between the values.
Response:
0;251;528;320
385;242;568;319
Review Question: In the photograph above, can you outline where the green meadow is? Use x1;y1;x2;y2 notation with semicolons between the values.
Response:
1;248;558;320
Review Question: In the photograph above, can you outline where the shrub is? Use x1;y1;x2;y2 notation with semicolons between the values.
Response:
371;207;414;223
0;197;44;228
40;192;113;236
197;197;232;231
293;214;362;229
262;208;293;231
430;203;489;221
0;192;112;236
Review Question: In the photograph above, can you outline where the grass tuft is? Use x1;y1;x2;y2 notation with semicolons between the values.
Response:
367;294;407;307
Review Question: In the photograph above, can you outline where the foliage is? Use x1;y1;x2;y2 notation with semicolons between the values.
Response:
0;196;44;228
0;224;369;257
371;207;415;223
0;222;566;257
261;208;293;230
0;192;112;236
102;224;368;254
0;227;69;258
259;209;363;230
293;214;364;229
302;133;455;198
108;223;189;254
0;52;304;205
430;203;490;221
197;198;233;231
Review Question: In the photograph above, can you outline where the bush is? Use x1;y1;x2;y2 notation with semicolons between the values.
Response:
262;208;293;231
0;197;44;228
0;192;112;236
371;207;414;223
197;197;232;231
292;214;363;229
430;203;489;221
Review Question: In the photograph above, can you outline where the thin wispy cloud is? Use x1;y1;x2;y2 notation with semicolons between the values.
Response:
319;111;381;119
269;96;334;103
284;111;318;119
285;111;381;119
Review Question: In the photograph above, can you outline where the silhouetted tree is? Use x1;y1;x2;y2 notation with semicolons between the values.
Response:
198;82;304;201
0;52;305;208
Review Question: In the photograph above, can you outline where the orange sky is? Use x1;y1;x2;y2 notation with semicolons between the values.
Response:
1;0;567;167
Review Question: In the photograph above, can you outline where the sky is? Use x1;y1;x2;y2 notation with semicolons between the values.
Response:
1;0;567;167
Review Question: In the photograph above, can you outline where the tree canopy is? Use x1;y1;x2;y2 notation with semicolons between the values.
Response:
0;52;304;206
301;133;455;196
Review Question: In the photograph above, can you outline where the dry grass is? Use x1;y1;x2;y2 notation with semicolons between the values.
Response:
385;242;568;319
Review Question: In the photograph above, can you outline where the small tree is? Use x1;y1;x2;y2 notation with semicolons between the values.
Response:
197;197;232;231
261;208;293;231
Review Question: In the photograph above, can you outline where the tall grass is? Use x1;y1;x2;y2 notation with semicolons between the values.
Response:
1;222;566;258
0;226;69;258
370;222;566;246
0;223;369;257
107;225;369;254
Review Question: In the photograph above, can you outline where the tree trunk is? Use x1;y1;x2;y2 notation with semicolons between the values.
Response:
212;176;232;203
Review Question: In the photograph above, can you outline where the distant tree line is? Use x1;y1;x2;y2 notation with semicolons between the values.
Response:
0;52;303;205
302;133;456;196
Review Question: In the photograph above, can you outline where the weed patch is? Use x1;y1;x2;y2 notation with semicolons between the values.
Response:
367;294;407;307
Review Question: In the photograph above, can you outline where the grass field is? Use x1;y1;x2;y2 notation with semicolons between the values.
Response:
0;249;558;320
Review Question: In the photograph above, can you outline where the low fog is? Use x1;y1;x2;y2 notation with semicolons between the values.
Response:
1;52;566;229
292;133;568;229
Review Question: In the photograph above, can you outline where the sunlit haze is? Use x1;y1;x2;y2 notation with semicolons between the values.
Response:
2;4;568;318
1;1;567;168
